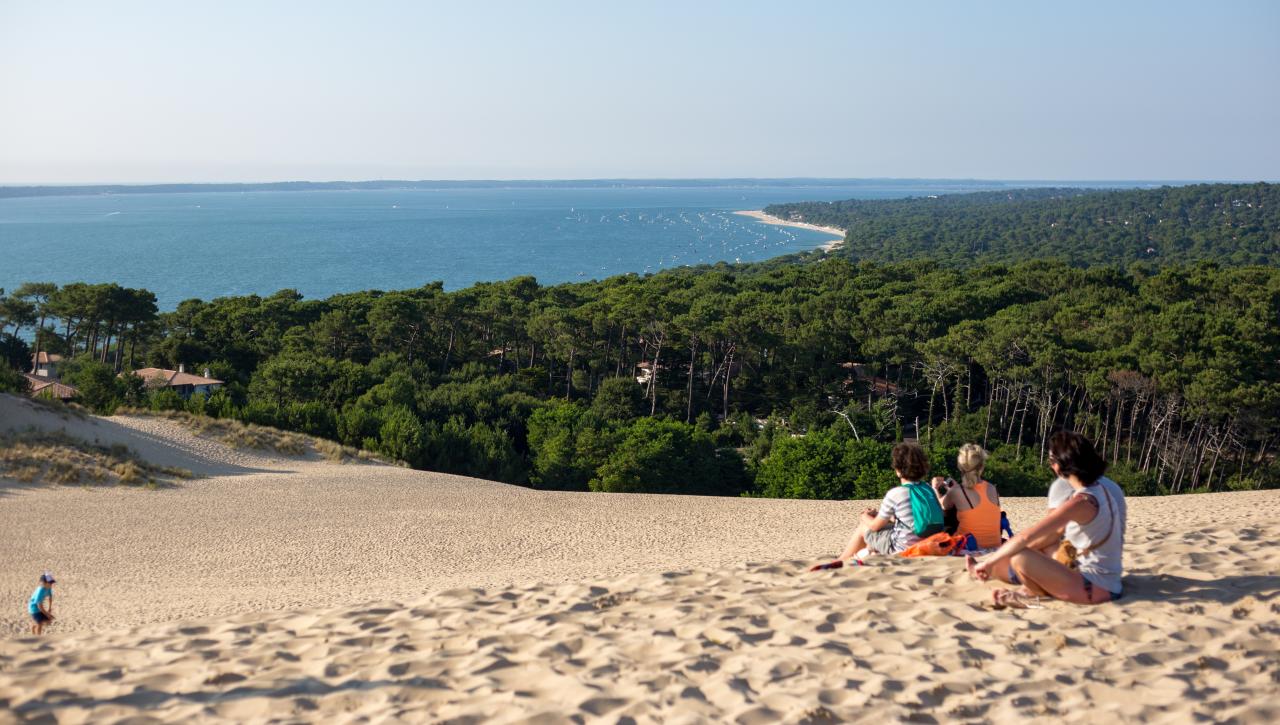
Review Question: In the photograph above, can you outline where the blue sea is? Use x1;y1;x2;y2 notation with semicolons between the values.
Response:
0;181;1143;309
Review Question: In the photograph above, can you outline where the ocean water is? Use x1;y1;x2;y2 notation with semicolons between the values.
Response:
0;181;1114;309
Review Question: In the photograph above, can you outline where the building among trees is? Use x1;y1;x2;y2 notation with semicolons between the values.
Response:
20;373;79;400
30;352;63;378
130;365;224;399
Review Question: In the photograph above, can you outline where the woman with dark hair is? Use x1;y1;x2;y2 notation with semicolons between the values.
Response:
967;431;1126;607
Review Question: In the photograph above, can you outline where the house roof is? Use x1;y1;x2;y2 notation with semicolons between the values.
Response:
131;368;224;387
21;373;78;400
32;352;64;365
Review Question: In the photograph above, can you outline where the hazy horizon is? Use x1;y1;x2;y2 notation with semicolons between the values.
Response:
0;176;1254;188
3;1;1277;184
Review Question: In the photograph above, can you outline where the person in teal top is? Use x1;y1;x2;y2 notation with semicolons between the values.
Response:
809;442;942;569
28;572;56;635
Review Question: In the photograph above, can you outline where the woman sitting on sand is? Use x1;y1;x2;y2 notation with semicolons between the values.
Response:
937;444;1002;550
810;442;943;569
968;431;1126;607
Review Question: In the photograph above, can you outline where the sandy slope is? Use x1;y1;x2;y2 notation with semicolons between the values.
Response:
0;395;294;475
2;395;1278;722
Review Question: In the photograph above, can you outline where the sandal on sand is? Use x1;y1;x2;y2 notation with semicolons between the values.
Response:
992;589;1043;610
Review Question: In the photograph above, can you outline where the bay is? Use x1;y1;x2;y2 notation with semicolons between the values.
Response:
0;180;1139;308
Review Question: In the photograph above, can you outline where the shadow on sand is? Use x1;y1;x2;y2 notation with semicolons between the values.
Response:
1119;572;1280;605
10;675;448;716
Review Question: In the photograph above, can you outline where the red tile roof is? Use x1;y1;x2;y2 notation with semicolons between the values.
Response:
130;368;224;387
21;373;78;400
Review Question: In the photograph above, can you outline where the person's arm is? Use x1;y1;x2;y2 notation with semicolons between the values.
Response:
931;477;948;504
866;513;893;532
828;508;893;562
866;490;899;534
1022;520;1066;553
939;486;958;512
972;494;1096;581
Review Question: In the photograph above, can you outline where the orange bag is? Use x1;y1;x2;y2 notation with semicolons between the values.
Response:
900;532;966;557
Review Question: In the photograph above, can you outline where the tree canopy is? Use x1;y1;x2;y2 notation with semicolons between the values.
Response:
3;183;1276;497
766;183;1279;268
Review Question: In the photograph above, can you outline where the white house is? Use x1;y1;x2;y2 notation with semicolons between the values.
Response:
30;352;64;378
130;364;224;399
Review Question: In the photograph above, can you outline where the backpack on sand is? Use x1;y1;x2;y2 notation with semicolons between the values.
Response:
905;482;945;538
900;531;967;557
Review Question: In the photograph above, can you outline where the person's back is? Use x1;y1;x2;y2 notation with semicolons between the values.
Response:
944;444;1002;549
28;584;50;616
878;483;921;552
1064;476;1126;593
811;442;940;568
953;480;1002;549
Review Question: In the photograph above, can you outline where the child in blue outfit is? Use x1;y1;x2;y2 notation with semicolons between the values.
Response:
29;572;55;635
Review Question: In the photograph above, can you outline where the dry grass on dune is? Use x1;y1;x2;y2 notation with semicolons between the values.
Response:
22;395;88;421
0;429;194;487
117;408;395;465
117;408;309;456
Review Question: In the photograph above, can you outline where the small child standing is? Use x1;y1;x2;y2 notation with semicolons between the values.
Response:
28;572;55;635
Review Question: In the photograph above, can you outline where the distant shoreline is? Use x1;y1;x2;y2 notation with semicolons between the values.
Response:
734;210;846;251
0;178;1174;201
0;178;1012;201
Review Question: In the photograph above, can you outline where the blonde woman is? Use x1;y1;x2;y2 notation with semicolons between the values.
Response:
937;444;1002;549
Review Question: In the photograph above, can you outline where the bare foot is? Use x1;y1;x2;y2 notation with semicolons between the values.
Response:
992;588;1042;610
965;554;981;580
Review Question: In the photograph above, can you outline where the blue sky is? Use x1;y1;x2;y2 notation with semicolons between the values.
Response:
1;1;1276;183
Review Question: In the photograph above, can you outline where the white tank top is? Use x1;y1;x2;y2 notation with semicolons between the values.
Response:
1063;477;1126;593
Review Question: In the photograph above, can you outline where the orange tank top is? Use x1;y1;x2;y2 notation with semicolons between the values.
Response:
955;481;1002;549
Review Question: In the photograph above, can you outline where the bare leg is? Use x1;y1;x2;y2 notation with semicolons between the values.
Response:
837;523;871;562
1007;549;1111;604
969;554;1021;586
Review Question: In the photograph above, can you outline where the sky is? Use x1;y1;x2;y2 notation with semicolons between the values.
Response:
1;1;1277;184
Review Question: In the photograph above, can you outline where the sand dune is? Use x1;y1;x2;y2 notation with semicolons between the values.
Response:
1;395;298;475
2;507;1277;723
2;396;1278;721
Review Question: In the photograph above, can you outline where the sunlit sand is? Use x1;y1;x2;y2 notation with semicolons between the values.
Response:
2;395;1277;721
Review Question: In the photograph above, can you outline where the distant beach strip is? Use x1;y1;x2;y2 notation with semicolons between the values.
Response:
734;209;846;251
